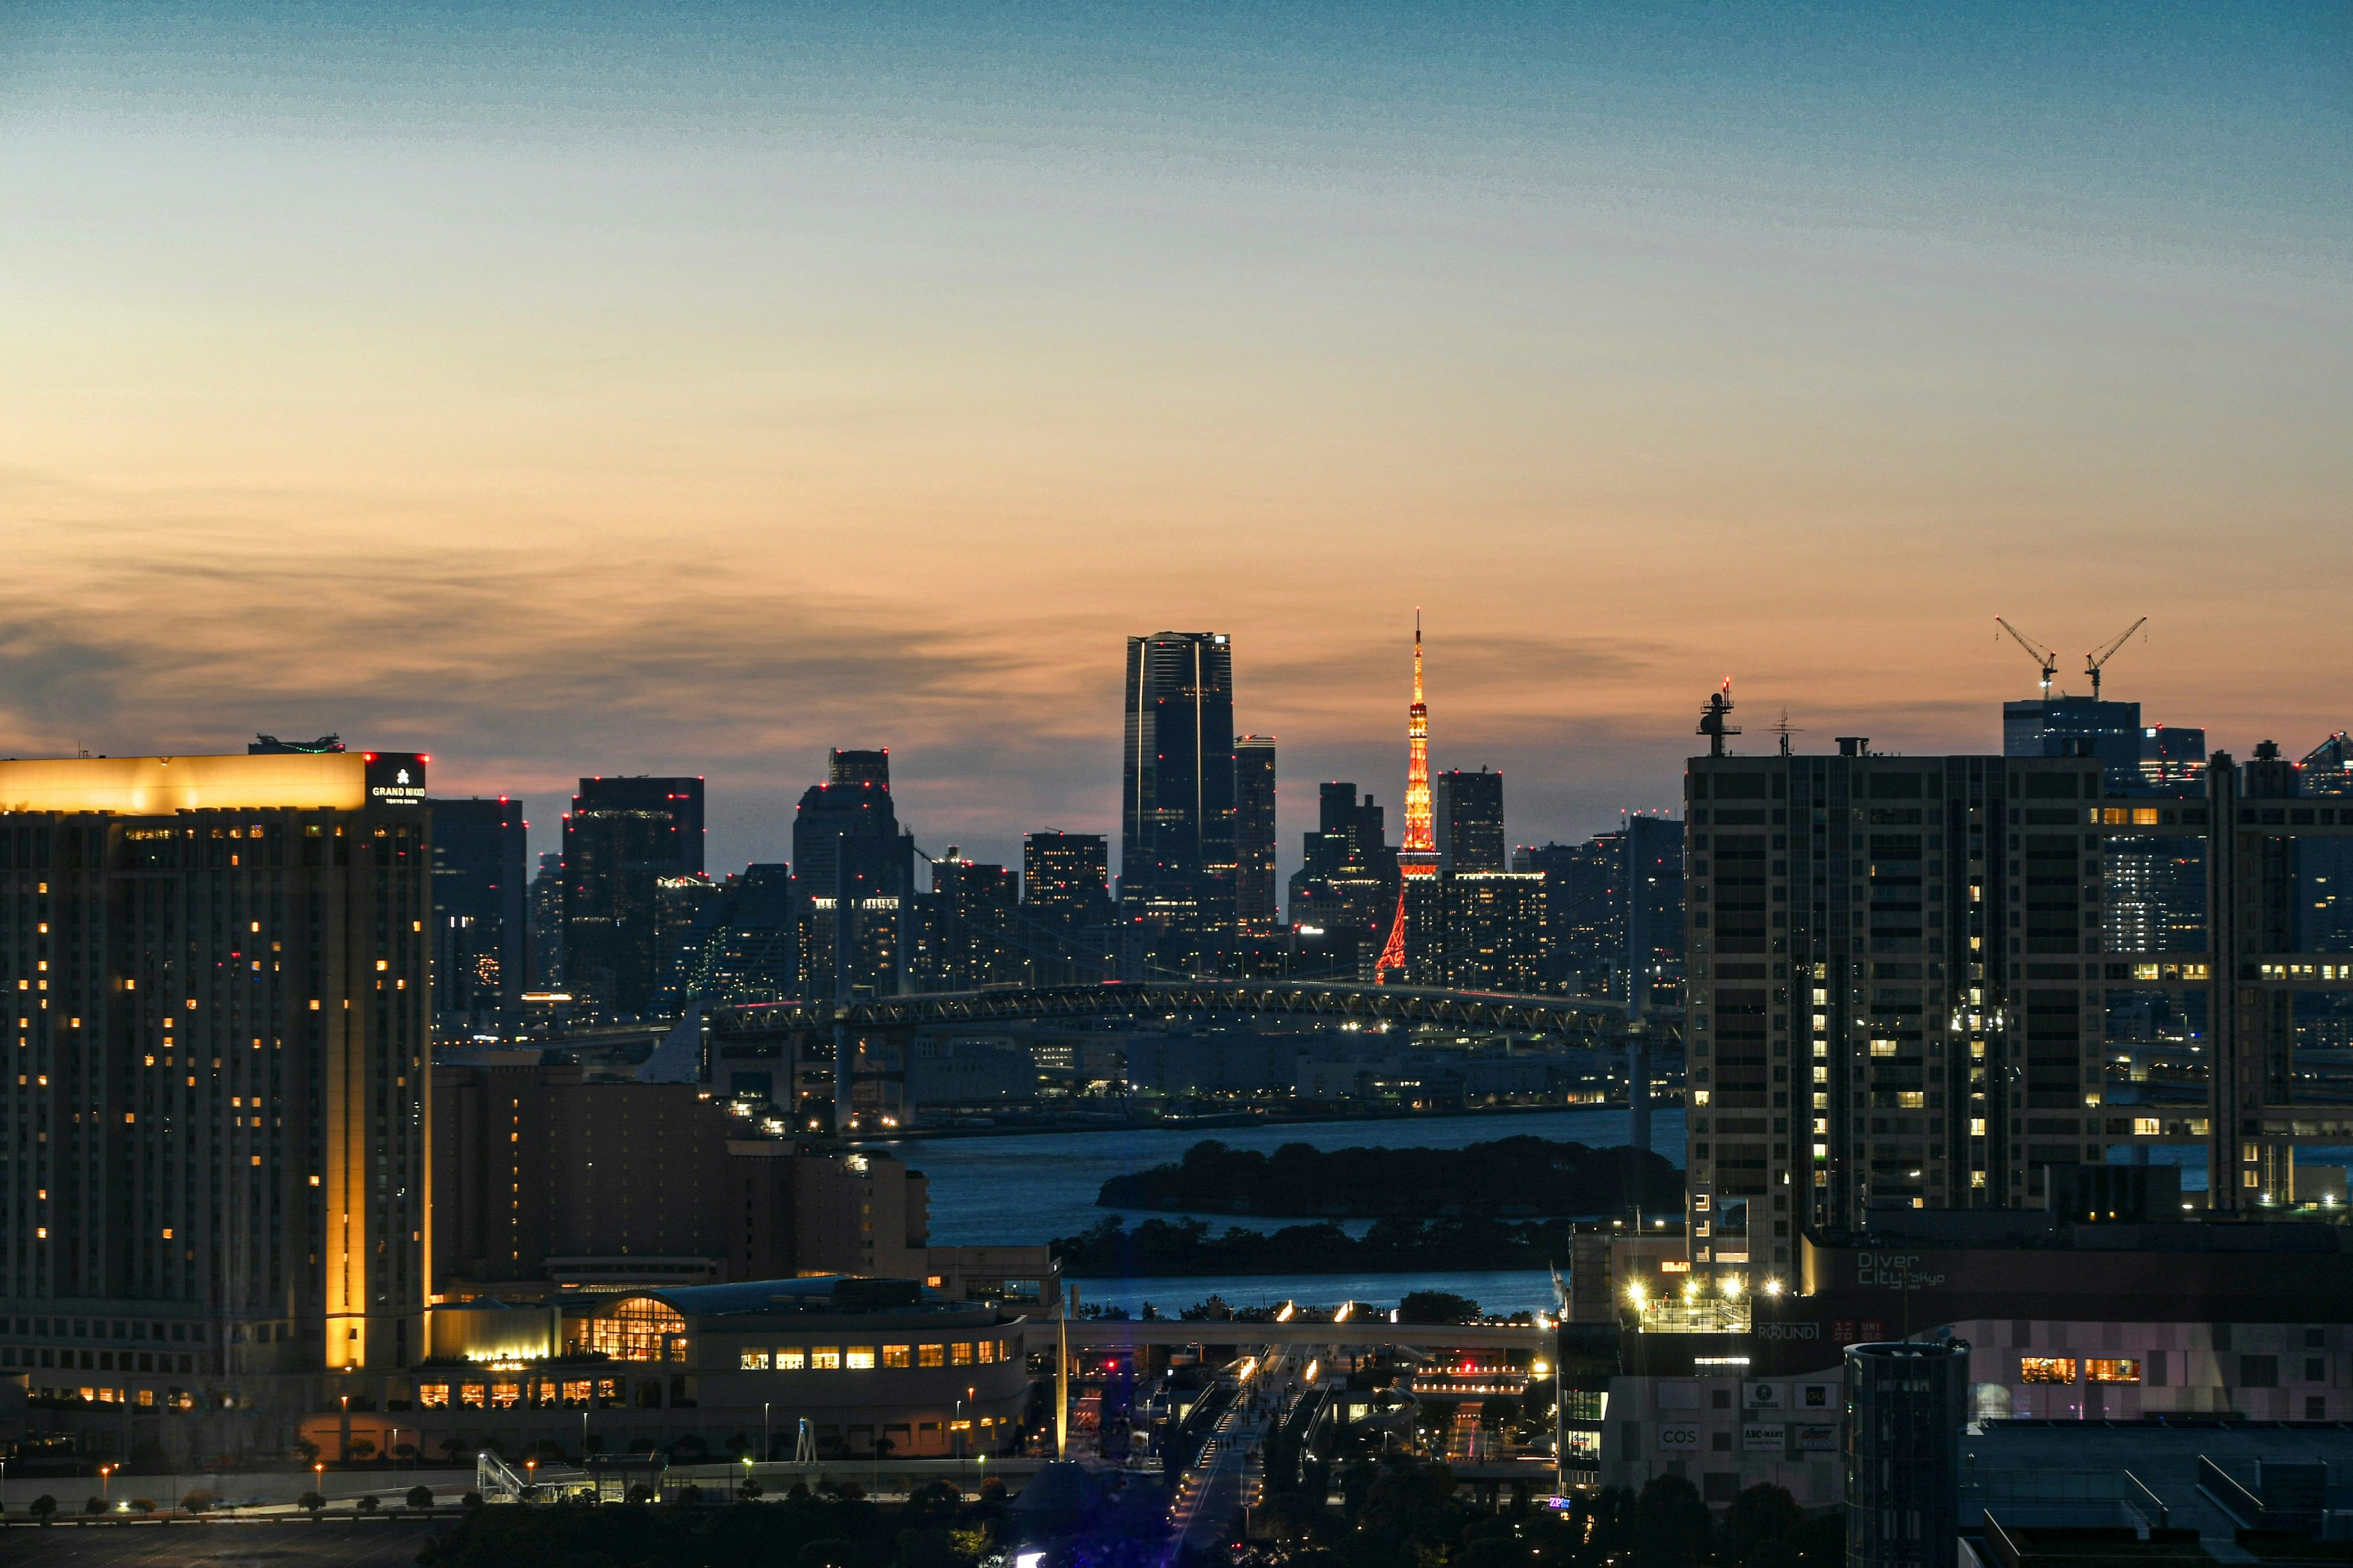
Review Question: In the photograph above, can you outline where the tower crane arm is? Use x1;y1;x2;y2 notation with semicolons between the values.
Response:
2088;617;2146;670
1995;616;2055;667
2083;615;2147;699
1995;616;2060;695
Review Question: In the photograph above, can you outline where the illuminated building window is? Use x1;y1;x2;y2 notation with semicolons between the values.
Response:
589;1297;688;1362
811;1347;842;1370
491;1382;521;1409
562;1381;591;1406
740;1349;770;1370
461;1384;486;1408
883;1345;911;1368
2086;1359;2140;1384
951;1342;974;1366
976;1341;995;1365
2020;1357;2077;1384
919;1344;945;1368
846;1346;876;1370
418;1384;450;1408
775;1347;806;1370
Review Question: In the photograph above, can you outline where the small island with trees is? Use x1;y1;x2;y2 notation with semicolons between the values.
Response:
1095;1135;1681;1218
1050;1135;1683;1277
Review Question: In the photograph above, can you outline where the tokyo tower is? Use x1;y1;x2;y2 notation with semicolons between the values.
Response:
1398;613;1439;881
1379;615;1438;982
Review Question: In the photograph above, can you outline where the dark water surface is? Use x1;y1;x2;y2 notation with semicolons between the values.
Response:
857;1103;1686;1316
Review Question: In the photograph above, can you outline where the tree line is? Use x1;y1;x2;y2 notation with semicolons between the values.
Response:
1097;1136;1683;1218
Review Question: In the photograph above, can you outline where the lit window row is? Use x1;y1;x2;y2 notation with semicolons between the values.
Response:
738;1339;1008;1371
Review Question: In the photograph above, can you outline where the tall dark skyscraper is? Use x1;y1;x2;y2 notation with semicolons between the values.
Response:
0;750;431;1374
526;849;563;988
920;852;1021;989
1235;735;1278;935
1287;781;1399;971
1121;632;1237;970
427;796;528;1040
791;748;915;999
561;776;707;1020
1434;766;1505;874
694;863;796;1002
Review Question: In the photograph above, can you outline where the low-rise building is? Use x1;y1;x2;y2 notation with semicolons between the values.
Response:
307;1274;1033;1463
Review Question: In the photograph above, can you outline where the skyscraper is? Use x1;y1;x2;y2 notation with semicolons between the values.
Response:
1234;735;1278;935
1121;632;1238;971
1400;871;1548;990
561;776;707;1020
698;863;797;1004
1679;734;2350;1271
791;748;915;999
0;749;431;1373
1023;831;1112;928
920;852;1021;990
426;795;528;1040
526;849;563;988
1017;831;1116;984
1287;782;1399;962
1434;767;1504;874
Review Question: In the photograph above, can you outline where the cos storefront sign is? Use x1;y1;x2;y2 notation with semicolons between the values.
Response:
365;752;428;806
1656;1424;1702;1452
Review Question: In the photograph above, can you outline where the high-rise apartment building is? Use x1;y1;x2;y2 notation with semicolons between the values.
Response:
919;853;1021;990
1434;767;1505;874
1018;831;1116;985
1121;633;1238;971
1681;737;2353;1275
561;776;706;1020
1235;735;1278;936
791;749;914;999
1022;832;1111;928
427;796;527;1039
1400;871;1548;991
0;750;432;1374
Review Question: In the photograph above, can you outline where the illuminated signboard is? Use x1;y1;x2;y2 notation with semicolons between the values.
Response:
365;752;428;806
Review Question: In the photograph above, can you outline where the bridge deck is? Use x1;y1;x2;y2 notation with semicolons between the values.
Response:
714;981;1654;1042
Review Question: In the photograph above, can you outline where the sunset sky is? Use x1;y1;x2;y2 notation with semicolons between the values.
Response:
3;2;2347;880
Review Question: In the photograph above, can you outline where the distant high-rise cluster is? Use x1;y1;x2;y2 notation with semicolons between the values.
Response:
562;775;705;1018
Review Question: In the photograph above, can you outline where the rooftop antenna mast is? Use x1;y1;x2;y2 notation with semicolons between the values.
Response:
1771;708;1803;757
1698;678;1738;758
1995;617;2059;699
2085;616;2147;700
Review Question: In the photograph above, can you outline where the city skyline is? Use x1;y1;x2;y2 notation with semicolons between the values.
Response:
2;4;2345;879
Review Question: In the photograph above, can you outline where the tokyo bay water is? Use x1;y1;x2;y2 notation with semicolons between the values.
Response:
857;1103;1686;1319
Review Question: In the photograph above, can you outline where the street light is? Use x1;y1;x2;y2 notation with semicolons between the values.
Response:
763;1401;771;1465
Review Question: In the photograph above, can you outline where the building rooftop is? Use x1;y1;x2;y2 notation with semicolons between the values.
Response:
591;1276;993;1319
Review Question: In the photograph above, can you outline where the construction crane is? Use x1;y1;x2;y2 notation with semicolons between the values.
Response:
1995;617;2059;698
2085;617;2146;700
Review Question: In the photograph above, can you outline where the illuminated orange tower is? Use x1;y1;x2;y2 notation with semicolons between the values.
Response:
1398;613;1439;880
1379;616;1438;982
